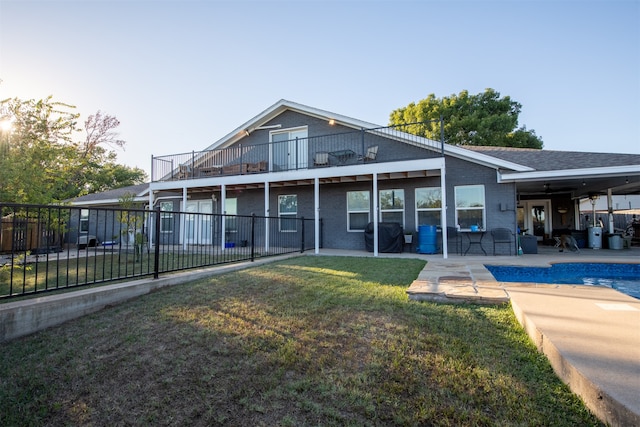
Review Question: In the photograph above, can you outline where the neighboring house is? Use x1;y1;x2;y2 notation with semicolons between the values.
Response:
73;100;640;257
65;183;177;247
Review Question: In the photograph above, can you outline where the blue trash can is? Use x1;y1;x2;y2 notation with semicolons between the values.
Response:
417;225;438;254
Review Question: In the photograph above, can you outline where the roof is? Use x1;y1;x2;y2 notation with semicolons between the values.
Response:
67;183;150;205
463;146;640;171
204;99;534;173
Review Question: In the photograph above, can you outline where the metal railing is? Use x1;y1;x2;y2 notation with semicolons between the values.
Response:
0;203;318;300
151;122;444;182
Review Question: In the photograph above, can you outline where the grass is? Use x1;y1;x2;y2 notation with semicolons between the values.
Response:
0;256;602;426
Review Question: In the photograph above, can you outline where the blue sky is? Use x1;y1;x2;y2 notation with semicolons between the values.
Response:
1;0;638;176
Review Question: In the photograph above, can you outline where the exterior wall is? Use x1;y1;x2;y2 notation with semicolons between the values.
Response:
224;110;442;169
222;159;518;254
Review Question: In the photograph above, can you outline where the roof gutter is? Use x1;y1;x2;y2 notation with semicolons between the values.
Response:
498;164;640;183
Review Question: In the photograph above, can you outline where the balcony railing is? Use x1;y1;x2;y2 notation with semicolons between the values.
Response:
151;122;444;182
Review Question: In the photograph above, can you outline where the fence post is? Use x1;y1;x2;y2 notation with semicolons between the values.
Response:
250;213;255;262
153;205;161;279
300;216;305;253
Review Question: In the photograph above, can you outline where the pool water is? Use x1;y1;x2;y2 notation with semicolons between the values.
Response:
485;263;640;299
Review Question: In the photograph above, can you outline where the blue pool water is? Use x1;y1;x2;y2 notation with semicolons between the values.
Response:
485;263;640;299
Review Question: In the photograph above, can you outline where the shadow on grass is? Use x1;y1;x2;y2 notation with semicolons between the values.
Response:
0;256;602;426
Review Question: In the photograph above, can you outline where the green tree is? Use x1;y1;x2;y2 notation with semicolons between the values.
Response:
389;89;543;149
0;96;146;204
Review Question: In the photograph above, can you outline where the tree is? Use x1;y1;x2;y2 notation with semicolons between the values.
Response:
389;89;543;149
0;96;146;204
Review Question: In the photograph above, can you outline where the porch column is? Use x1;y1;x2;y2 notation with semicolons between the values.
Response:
264;181;270;252
314;178;320;254
441;164;448;259
607;189;614;234
221;184;226;250
373;173;378;257
182;187;188;250
148;191;155;247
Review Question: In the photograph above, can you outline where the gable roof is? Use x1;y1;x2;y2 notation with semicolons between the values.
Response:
67;183;150;206
204;99;534;173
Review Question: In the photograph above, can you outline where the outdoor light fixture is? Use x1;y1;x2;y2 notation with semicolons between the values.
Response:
328;119;335;125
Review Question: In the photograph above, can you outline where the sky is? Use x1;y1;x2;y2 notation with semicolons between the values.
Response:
1;0;639;177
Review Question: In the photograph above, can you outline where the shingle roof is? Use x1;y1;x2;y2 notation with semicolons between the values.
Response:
67;183;149;203
462;146;640;171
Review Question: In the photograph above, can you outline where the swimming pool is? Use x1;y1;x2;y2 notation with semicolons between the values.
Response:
484;263;640;299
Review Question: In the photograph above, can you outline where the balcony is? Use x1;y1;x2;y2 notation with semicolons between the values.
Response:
151;123;444;182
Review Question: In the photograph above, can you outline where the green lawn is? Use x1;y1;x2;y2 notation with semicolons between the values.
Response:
0;256;602;426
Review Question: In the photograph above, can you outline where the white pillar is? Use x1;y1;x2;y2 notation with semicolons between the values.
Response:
373;173;378;257
607;188;614;234
314;178;320;254
264;182;270;252
221;184;226;250
440;164;448;259
182;188;188;250
148;190;155;247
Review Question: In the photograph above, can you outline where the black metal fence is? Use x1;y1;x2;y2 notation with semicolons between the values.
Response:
0;203;317;300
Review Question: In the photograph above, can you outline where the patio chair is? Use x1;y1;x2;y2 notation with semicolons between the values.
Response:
446;226;463;256
313;151;329;167
359;145;378;162
491;227;514;255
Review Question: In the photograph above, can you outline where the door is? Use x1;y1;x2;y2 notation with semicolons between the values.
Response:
184;200;213;245
271;128;308;171
518;200;552;241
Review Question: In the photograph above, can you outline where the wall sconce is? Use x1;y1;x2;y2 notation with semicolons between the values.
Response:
557;207;568;214
582;180;586;186
244;129;250;137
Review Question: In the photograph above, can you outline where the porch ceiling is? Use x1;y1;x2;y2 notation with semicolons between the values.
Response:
515;174;639;200
182;169;439;194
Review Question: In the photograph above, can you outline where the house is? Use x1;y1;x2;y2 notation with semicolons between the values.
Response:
74;100;640;257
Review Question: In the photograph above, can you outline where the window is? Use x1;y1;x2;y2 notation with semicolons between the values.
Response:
278;195;297;232
379;189;404;226
225;198;237;233
454;185;485;230
347;191;370;231
415;187;441;228
80;209;89;232
160;201;173;233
